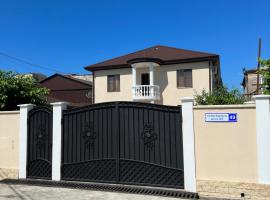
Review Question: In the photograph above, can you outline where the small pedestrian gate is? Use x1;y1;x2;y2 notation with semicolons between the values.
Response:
27;106;53;179
61;102;184;188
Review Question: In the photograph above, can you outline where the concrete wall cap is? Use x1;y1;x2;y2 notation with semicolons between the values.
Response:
194;104;256;109
0;111;20;114
17;104;35;108
253;95;270;100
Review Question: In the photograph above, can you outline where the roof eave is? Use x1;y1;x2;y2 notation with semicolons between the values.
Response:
85;55;219;72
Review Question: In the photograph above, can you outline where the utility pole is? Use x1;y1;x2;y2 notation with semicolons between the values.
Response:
256;38;262;94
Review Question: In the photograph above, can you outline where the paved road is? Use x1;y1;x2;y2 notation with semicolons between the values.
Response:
0;182;184;200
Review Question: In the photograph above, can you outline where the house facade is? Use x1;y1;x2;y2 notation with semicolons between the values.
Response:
85;45;221;106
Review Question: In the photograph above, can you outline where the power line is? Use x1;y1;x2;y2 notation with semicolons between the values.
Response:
0;51;65;74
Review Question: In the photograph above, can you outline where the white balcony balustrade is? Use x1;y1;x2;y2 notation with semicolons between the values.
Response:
131;61;160;102
132;85;160;100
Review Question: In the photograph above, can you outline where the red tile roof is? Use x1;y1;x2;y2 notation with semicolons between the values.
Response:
85;45;218;71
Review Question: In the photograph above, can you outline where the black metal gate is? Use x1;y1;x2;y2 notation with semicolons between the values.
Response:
61;102;184;188
27;106;53;179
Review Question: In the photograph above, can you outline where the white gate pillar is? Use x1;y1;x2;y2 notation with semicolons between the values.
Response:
181;97;196;192
18;104;35;179
254;95;270;184
51;102;68;181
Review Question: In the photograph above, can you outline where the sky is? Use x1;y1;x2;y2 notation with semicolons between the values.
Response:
0;0;269;89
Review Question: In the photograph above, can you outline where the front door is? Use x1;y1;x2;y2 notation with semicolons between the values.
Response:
141;73;150;96
27;106;53;179
141;73;150;85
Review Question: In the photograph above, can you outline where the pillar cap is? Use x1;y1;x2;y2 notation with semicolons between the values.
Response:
50;102;69;106
17;104;35;108
253;95;270;100
181;97;194;103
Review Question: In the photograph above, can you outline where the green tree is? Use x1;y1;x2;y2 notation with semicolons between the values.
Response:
0;70;49;110
259;58;270;95
195;86;246;105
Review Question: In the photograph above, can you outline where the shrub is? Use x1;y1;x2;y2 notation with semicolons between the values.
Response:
195;86;246;105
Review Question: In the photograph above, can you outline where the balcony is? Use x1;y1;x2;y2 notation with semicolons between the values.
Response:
132;85;160;100
130;60;160;102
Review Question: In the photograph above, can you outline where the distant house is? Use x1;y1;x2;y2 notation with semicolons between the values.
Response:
18;73;47;82
40;73;92;107
85;45;222;106
242;68;264;99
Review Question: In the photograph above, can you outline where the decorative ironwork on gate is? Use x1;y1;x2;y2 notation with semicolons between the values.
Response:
82;121;96;149
141;123;157;150
35;124;49;150
27;106;52;179
61;101;184;188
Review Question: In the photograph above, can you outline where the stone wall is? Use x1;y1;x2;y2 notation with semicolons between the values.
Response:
197;180;270;200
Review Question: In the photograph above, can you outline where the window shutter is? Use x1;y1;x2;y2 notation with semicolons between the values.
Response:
115;75;120;91
107;75;120;92
184;70;193;88
177;70;184;88
177;69;192;88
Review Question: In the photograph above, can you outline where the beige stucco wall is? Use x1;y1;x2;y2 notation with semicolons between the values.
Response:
0;111;20;170
194;105;258;183
155;62;210;105
95;68;133;103
94;61;210;105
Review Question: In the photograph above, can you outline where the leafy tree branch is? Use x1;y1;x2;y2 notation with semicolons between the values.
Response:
0;70;49;110
195;86;246;105
259;58;270;94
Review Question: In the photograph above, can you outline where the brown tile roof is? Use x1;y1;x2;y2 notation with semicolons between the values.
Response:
85;45;218;71
40;73;92;86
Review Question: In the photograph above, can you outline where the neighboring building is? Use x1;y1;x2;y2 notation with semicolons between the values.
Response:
85;45;222;106
40;73;92;107
242;69;258;96
242;68;266;100
70;74;93;83
18;73;47;82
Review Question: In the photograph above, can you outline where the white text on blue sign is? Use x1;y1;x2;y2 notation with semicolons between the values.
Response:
205;113;237;122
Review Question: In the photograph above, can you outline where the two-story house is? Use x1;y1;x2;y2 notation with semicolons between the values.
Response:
85;45;222;106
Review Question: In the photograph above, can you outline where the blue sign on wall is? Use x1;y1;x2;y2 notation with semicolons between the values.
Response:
205;113;237;122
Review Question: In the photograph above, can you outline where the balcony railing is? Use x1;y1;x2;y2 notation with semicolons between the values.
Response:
132;85;160;100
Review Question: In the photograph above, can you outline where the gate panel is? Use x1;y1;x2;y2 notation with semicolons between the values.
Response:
27;106;52;179
61;102;184;189
118;102;184;188
61;103;117;182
